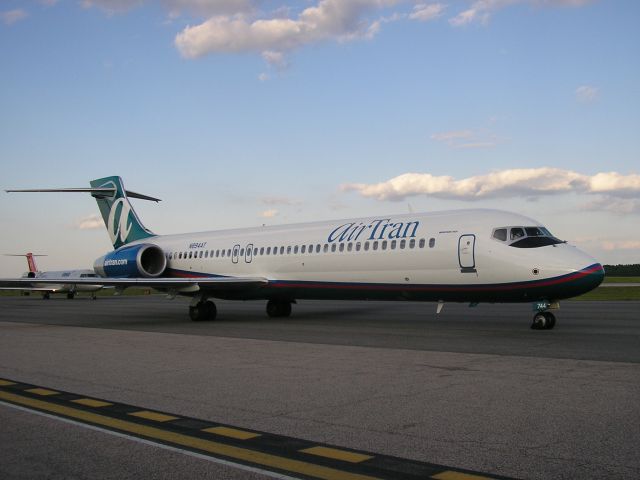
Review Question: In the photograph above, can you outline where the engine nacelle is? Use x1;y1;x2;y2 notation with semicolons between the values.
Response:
94;244;167;278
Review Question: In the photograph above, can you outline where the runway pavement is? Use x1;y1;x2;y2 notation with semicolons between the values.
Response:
0;296;639;479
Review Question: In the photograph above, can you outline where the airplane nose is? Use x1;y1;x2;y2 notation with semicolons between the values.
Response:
573;263;605;295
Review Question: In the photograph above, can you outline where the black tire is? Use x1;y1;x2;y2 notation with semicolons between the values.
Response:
531;312;547;330
189;300;217;321
67;292;75;300
266;300;292;318
544;312;556;330
43;292;50;300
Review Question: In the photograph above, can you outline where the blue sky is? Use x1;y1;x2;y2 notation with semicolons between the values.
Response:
1;0;639;275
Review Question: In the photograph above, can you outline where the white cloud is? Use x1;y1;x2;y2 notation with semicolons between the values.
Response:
601;240;640;251
80;0;145;14
341;168;640;202
431;129;498;148
258;72;270;81
261;196;302;206
1;9;28;25
583;197;640;214
175;0;401;59
74;214;104;230
262;50;289;70
449;0;592;27
575;85;598;103
409;3;446;22
260;209;279;218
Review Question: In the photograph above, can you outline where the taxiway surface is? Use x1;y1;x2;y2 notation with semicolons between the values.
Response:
1;296;639;479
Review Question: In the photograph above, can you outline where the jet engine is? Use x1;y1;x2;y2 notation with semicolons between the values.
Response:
94;244;166;278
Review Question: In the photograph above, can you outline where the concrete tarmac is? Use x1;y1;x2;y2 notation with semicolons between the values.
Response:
0;296;639;479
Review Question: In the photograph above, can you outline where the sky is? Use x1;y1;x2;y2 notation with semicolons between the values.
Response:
0;0;639;275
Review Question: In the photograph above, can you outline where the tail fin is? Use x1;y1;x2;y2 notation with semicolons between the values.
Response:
4;253;46;273
89;176;156;249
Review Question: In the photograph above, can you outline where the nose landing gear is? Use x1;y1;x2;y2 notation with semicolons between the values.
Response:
531;300;558;330
531;311;556;330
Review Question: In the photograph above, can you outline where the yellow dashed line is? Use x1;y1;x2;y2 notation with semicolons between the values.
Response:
26;388;59;396
128;410;179;422
72;398;113;408
301;446;373;464
202;426;261;440
432;471;494;480
0;391;380;480
0;379;16;386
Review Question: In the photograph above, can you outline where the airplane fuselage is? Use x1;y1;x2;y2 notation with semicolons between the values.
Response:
105;209;602;304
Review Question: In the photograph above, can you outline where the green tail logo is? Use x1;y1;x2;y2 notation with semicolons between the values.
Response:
90;176;155;249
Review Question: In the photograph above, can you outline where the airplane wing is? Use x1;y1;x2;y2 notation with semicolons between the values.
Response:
0;276;268;294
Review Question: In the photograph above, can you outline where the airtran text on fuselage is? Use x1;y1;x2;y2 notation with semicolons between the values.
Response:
328;218;420;243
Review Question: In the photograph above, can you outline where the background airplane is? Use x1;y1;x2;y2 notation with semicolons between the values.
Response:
2;252;103;299
3;176;604;328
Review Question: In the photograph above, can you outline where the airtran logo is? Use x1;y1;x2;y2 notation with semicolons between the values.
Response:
104;259;127;266
328;218;420;243
107;198;134;245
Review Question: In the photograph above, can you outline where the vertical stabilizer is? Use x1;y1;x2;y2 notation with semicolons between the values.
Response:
90;176;155;249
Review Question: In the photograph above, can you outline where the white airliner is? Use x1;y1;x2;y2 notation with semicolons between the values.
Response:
3;176;604;329
2;253;103;299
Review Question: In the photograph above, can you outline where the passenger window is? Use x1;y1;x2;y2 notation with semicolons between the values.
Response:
373;241;378;251
316;244;321;253
189;251;193;259
199;251;204;258
493;228;507;241
400;240;406;249
356;242;361;251
339;243;345;252
364;242;369;251
309;244;313;253
391;240;396;249
240;248;244;256
204;250;208;258
382;240;387;250
178;252;182;259
287;246;291;254
347;243;353;252
331;244;337;252
228;249;232;257
294;246;298;254
323;244;328;253
254;248;258;256
419;239;425;248
510;228;525;240
301;245;306;254
216;250;220;257
429;238;435;248
280;246;285;254
221;250;225;258
409;239;415;249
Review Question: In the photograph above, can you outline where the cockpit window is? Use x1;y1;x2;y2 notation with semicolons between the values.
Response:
510;227;525;240
492;228;507;241
492;225;564;248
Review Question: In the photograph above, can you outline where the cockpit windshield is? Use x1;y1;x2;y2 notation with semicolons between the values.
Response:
492;226;564;248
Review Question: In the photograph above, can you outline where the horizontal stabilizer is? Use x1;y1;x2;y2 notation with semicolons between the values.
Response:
5;188;161;202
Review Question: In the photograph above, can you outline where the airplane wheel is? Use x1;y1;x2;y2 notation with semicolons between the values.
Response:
67;292;75;300
531;312;547;330
266;300;292;318
189;300;217;322
544;312;556;330
43;292;50;300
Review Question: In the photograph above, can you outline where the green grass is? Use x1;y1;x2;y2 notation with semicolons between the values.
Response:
570;286;640;301
604;276;640;283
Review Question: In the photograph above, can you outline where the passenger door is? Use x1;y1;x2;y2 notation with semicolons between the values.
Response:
458;234;476;273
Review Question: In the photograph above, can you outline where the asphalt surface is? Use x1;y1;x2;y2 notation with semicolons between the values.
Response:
1;296;639;479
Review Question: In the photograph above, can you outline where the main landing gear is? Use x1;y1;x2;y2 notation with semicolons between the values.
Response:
266;299;292;318
189;299;217;322
188;298;294;321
